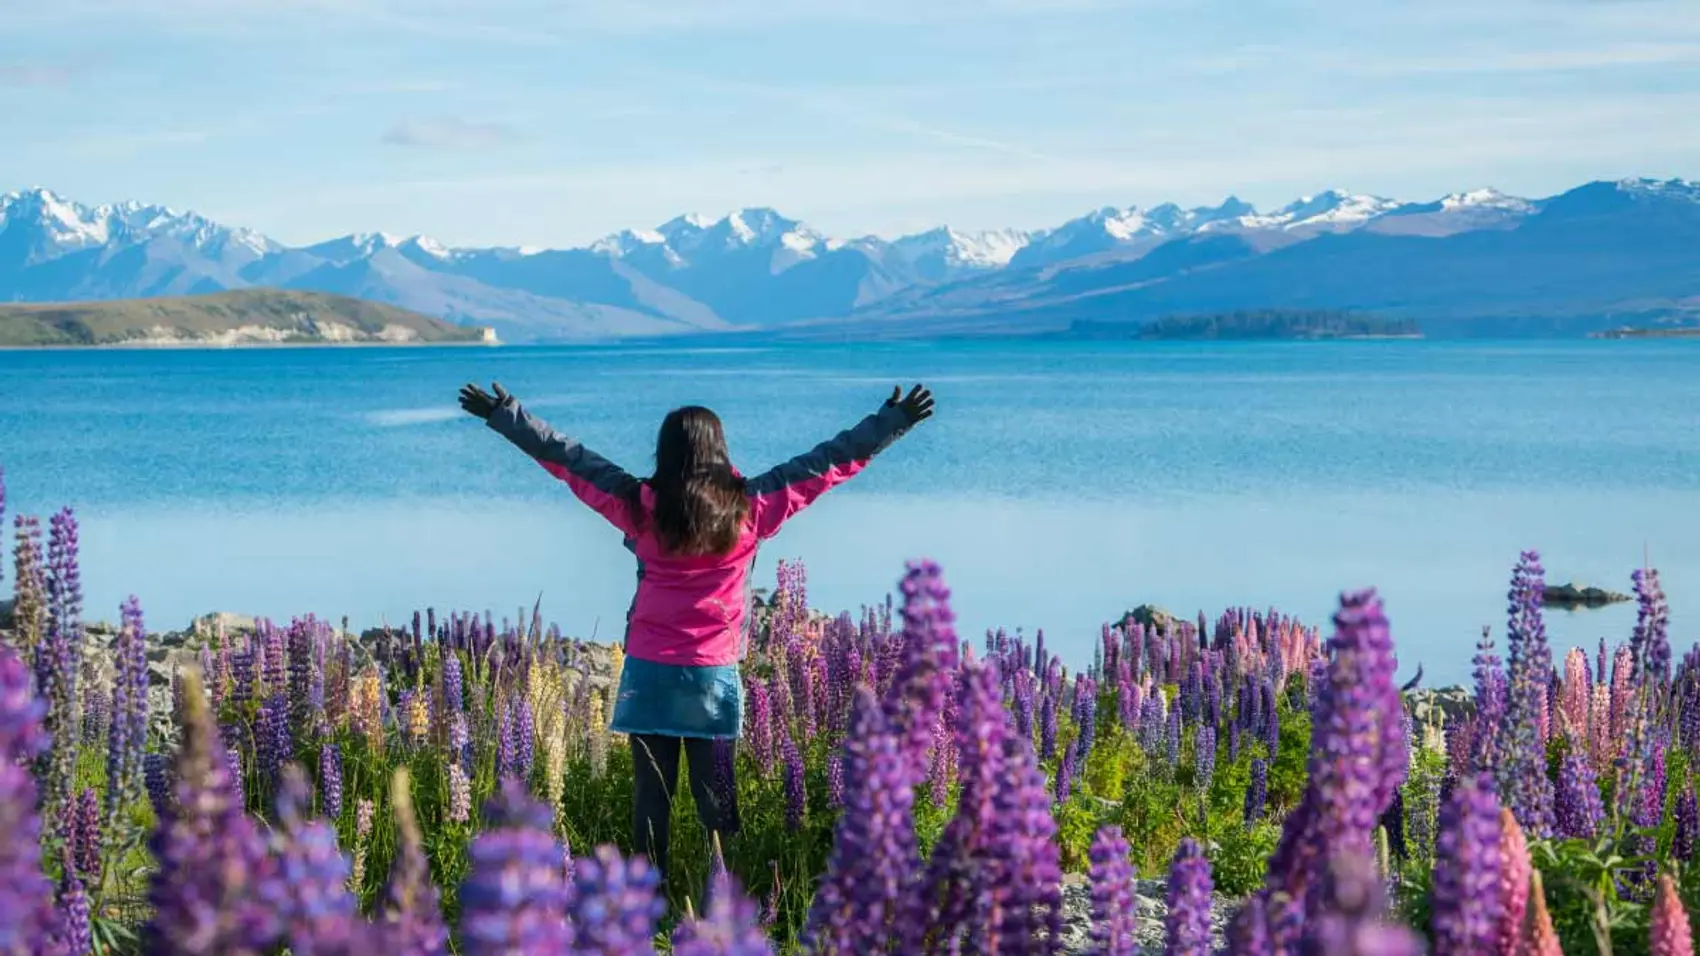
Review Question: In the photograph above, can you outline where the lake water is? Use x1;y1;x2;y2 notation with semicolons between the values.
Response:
3;339;1698;686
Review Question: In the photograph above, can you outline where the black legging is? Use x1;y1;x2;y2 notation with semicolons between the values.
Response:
630;734;741;883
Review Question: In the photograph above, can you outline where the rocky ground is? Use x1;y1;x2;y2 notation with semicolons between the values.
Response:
1056;874;1238;954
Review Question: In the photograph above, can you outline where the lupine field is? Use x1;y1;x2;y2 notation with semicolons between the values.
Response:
2;459;1699;955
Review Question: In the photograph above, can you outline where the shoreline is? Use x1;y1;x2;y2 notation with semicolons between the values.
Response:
0;338;498;352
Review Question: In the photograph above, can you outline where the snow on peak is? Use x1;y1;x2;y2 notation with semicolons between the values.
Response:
0;187;112;248
1439;188;1532;213
1616;177;1700;203
889;226;1034;269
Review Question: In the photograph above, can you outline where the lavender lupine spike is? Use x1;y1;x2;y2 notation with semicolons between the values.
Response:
0;641;59;955
672;872;775;956
1554;751;1604;841
145;670;283;956
567;845;665;955
1469;628;1506;778
1500;552;1555;838
883;561;962;783
52;868;92;956
1164;838;1214;956
264;764;361;954
783;732;806;831
1430;773;1504;956
1088;826;1138;956
1245;758;1269;825
70;787;100;884
1299;852;1424;956
801;686;913;953
1194;724;1217;796
377;769;449;955
1056;738;1077;803
258;692;291;782
319;743;344;823
908;660;1008;951
1262;590;1404;953
105;595;149;834
1632;567;1672;685
980;732;1064;953
144;753;172;818
1675;786;1698;863
458;779;572;955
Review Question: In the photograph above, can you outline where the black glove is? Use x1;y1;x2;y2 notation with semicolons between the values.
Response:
886;384;935;424
459;381;512;420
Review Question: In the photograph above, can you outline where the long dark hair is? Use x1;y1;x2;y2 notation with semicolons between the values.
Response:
631;406;749;556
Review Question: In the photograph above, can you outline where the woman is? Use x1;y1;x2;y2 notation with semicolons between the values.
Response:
457;379;934;883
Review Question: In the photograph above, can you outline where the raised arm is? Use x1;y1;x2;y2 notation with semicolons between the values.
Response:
460;381;641;535
747;384;933;539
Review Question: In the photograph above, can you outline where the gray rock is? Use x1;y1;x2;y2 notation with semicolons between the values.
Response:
1121;605;1179;635
1406;685;1472;736
1057;874;1238;954
1542;582;1631;609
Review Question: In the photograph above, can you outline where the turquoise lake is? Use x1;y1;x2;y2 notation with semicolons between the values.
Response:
3;339;1697;685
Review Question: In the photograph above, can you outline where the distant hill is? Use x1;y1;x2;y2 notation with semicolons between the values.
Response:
0;289;491;347
1063;310;1422;340
2;178;1698;341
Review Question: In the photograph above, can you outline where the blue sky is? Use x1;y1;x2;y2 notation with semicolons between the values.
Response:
3;0;1698;248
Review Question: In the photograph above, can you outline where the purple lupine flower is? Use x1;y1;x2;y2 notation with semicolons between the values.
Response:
1056;738;1078;803
70;787;101;883
262;620;287;699
144;752;172;818
1262;590;1405;953
441;652;464;715
1165;838;1214;956
288;619;315;739
1089;826;1138;956
672;872;775;956
744;677;774;776
1301;852;1424;956
1245;757;1268;825
226;746;246;808
1469;628;1507;779
1039;691;1059;761
1166;706;1182;767
1675;786;1697;863
802;686;915;952
979;731;1065;952
377;770;449;956
1501;552;1555;838
145;671;283;956
826;752;845;809
1430;772;1504;956
1262;678;1280;758
264;765;361;954
498;701;520;780
52;868;92;956
1554;751;1604;840
783;732;806;831
319;743;344;823
459;779;572;954
0;641;59;955
1194;724;1217;795
567;845;665;955
258;691;291;782
517;699;535;779
105;595;150;833
1631;567;1671;684
35;511;85;820
881;561;963;786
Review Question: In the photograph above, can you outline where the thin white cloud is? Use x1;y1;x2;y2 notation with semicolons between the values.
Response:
380;118;517;149
0;63;73;87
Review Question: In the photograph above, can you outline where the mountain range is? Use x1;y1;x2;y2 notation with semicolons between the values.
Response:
2;178;1697;342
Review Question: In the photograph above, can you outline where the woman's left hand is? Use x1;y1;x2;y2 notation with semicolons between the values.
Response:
459;381;512;420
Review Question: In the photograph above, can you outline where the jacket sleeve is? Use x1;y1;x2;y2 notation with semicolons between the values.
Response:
486;399;641;536
746;403;913;539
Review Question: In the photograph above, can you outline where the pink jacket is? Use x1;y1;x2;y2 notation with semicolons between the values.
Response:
487;399;914;667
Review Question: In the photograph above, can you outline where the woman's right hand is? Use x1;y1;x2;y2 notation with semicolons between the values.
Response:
459;381;512;420
887;384;935;424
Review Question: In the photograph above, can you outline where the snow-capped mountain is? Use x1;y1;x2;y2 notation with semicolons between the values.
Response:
886;227;1035;282
2;177;1697;341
